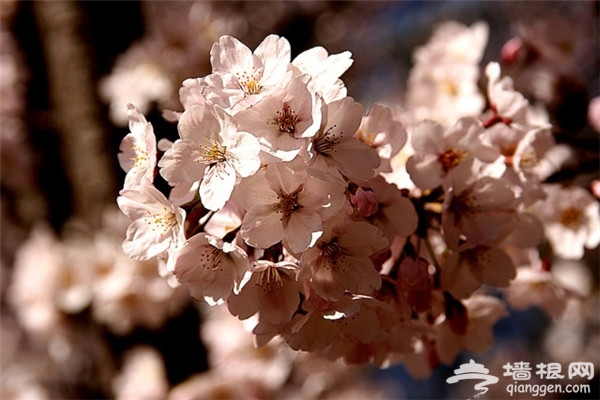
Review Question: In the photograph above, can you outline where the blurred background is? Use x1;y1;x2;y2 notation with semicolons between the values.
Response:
1;1;598;399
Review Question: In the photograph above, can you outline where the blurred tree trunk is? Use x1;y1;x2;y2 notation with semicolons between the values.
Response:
32;0;116;229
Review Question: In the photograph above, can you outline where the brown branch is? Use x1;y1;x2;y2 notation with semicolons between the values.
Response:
32;0;116;229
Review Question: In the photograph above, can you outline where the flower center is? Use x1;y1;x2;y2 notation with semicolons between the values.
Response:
199;246;225;271
275;104;299;134
450;191;480;216
144;208;177;234
442;80;459;96
198;138;227;165
321;239;351;267
314;125;340;155
274;186;303;223
236;70;263;95
518;147;539;171
131;144;149;169
559;206;583;229
256;265;284;290
439;148;467;172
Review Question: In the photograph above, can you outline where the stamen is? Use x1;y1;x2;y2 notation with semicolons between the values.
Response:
197;138;227;165
257;265;283;289
439;148;467;172
273;186;303;223
321;239;351;268
235;70;263;95
314;125;340;155
559;207;583;229
274;104;299;134
130;144;149;170
144;208;177;234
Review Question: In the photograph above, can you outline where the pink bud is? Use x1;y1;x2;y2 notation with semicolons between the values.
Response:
350;187;378;217
501;37;524;64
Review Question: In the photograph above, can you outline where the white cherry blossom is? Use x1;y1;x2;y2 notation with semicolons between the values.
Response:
236;160;346;254
300;216;389;301
235;75;321;163
291;46;353;103
533;184;600;259
158;103;261;211
117;104;158;189
442;169;519;249
442;244;517;299
227;260;300;324
117;180;186;261
307;97;380;184
485;61;530;124
436;294;508;365
355;104;407;174
173;233;249;305
407;117;500;190
207;34;292;111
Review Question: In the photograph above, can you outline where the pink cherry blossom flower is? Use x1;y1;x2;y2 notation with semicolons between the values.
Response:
405;21;488;125
355;104;407;174
485;61;530;124
227;260;300;324
158;103;261;211
236;160;346;254
407;117;500;190
206;34;292;111
300;217;389;301
285;295;384;355
533;184;600;259
291;46;353;103
506;267;569;319
442;170;519;249
441;244;517;299
307;97;380;184
365;176;419;240
117;181;186;261
436;294;508;365
173;232;249;305
117;104;158;189
235;75;321;163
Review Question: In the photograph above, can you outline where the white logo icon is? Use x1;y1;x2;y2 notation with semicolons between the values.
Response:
446;359;499;398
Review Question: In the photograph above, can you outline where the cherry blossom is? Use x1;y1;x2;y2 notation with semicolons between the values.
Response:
405;21;489;125
173;232;249;305
307;97;380;184
236;160;346;254
227;260;300;324
435;294;508;365
103;28;599;377
117;104;158;189
235;75;321;163
291;46;353;103
206;34;292;111
117;181;186;261
533;184;600;259
407;117;500;190
441;166;520;249
485;61;530;125
158;103;260;211
300;216;389;301
442;243;517;299
355;104;407;174
506;266;570;319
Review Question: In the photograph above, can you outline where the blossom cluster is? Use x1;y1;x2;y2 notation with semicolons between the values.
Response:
116;23;600;372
